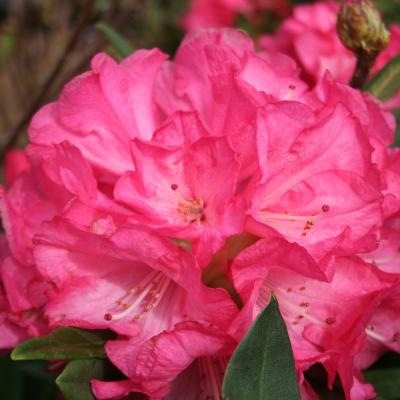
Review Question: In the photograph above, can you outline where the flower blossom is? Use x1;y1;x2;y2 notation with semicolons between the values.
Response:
259;1;400;87
229;234;396;399
1;27;400;400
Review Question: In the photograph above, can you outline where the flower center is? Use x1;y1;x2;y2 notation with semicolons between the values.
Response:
177;198;205;221
104;270;171;322
171;183;206;224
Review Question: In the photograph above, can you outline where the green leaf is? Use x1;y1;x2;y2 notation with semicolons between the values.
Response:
364;368;400;400
11;327;107;361
223;296;301;400
96;22;133;58
56;359;106;400
364;54;400;101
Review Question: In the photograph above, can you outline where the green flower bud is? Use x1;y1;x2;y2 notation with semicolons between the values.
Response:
337;0;390;56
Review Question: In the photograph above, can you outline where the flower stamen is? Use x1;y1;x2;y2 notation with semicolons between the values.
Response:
103;270;171;322
170;183;205;224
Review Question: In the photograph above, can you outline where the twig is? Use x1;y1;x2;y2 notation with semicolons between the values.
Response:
0;0;96;161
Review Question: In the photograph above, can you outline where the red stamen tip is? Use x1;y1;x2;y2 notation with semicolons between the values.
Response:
322;204;330;213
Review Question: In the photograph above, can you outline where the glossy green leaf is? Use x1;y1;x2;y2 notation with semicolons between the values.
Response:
364;54;400;101
56;359;105;400
11;328;106;361
96;22;133;58
364;368;400;400
223;296;301;400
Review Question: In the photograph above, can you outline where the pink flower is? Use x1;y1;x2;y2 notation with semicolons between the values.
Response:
0;284;30;349
0;142;133;347
0;235;31;349
30;29;306;187
29;50;167;182
356;218;400;369
3;29;308;391
310;74;395;147
259;1;400;86
1;27;399;399
114;122;245;265
1;256;48;337
32;218;238;398
0;142;124;266
230;234;396;399
246;92;384;265
28;29;310;264
156;28;308;180
310;76;400;219
181;0;290;31
93;322;236;399
260;1;355;84
0;153;56;343
362;225;400;275
356;288;400;371
4;150;30;188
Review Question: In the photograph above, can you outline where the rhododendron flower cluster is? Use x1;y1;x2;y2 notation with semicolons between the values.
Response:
1;26;400;400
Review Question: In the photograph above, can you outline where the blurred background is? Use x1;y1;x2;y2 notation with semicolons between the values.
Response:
0;0;399;399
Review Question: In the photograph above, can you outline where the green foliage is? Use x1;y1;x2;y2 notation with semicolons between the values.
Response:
96;22;134;58
11;327;107;361
376;0;400;25
56;359;106;400
365;55;400;101
223;296;301;400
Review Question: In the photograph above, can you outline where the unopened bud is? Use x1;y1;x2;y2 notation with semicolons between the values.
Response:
337;0;390;56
